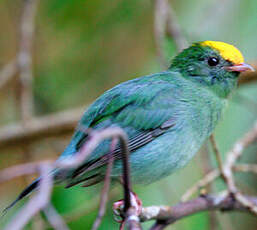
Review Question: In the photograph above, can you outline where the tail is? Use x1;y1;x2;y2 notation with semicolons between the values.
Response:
2;178;40;216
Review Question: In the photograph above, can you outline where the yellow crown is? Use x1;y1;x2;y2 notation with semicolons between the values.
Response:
200;41;244;65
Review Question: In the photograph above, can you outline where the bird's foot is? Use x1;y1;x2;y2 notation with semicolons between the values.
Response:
112;191;142;223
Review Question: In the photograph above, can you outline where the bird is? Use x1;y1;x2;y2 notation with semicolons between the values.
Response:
4;40;254;212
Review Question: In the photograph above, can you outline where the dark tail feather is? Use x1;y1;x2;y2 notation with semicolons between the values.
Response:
2;178;40;216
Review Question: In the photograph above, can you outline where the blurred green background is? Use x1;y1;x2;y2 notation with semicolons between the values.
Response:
0;0;256;229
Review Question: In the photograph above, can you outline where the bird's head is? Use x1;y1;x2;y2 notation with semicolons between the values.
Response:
170;41;254;97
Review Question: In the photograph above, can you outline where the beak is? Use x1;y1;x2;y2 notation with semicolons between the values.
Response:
225;63;255;72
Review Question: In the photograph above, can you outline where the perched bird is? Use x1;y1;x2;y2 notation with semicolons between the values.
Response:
5;41;254;211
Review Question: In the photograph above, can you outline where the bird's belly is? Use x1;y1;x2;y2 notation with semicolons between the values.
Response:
111;128;201;184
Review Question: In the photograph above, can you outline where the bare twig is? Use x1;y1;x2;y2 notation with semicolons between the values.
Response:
91;138;117;230
55;128;128;171
223;120;257;214
0;107;84;148
118;134;131;214
233;163;257;174
32;213;45;230
165;3;188;51
153;0;187;68
181;169;220;202
148;194;257;230
43;203;69;230
209;134;225;178
4;162;53;230
154;0;169;67
0;162;52;183
0;60;18;90
118;132;142;229
17;0;39;121
181;162;257;203
1;127;131;230
198;144;218;230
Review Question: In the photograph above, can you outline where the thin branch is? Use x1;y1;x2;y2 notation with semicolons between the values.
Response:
0;162;52;183
154;0;169;67
1;127;131;230
223;120;257;214
54;128;128;170
165;2;188;51
118;134;131;214
224;120;257;191
233;163;257;174
91;138;117;230
0;60;18;90
0;107;84;148
181;162;257;203
198;143;219;230
153;0;187;68
181;169;220;202
209;134;225;177
147;194;257;230
3;162;53;230
17;0;39;121
43;203;69;230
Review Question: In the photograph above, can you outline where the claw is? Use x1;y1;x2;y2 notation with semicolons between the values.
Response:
112;192;142;224
113;199;125;223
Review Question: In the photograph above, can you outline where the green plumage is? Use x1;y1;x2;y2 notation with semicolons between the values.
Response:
6;41;244;211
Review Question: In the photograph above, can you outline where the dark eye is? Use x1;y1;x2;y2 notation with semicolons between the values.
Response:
208;57;219;66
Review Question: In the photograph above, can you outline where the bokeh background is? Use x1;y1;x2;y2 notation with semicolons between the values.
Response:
0;0;256;229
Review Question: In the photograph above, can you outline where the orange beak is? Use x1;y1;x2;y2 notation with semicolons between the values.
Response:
225;63;255;72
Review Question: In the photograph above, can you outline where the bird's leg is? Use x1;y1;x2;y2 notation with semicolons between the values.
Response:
112;191;142;223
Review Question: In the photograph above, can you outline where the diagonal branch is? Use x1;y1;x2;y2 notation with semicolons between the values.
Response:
43;203;69;230
1;127;133;230
223;120;257;214
3;162;53;230
145;194;257;230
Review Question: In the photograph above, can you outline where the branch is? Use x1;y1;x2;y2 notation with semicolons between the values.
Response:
233;163;257;174
153;0;187;68
198;144;219;230
138;194;257;230
154;0;170;67
0;107;84;148
0;60;18;90
165;2;188;51
1;127;134;230
3;162;53;230
43;203;69;230
17;0;39;121
181;169;220;202
91;138;117;230
223;120;257;214
209;134;227;184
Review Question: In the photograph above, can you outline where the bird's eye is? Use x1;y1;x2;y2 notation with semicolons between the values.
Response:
208;57;219;66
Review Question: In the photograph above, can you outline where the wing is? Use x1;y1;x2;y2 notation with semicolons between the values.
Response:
61;72;179;156
65;117;176;188
59;71;181;187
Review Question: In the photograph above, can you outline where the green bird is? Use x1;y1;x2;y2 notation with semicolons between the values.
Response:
5;41;254;211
